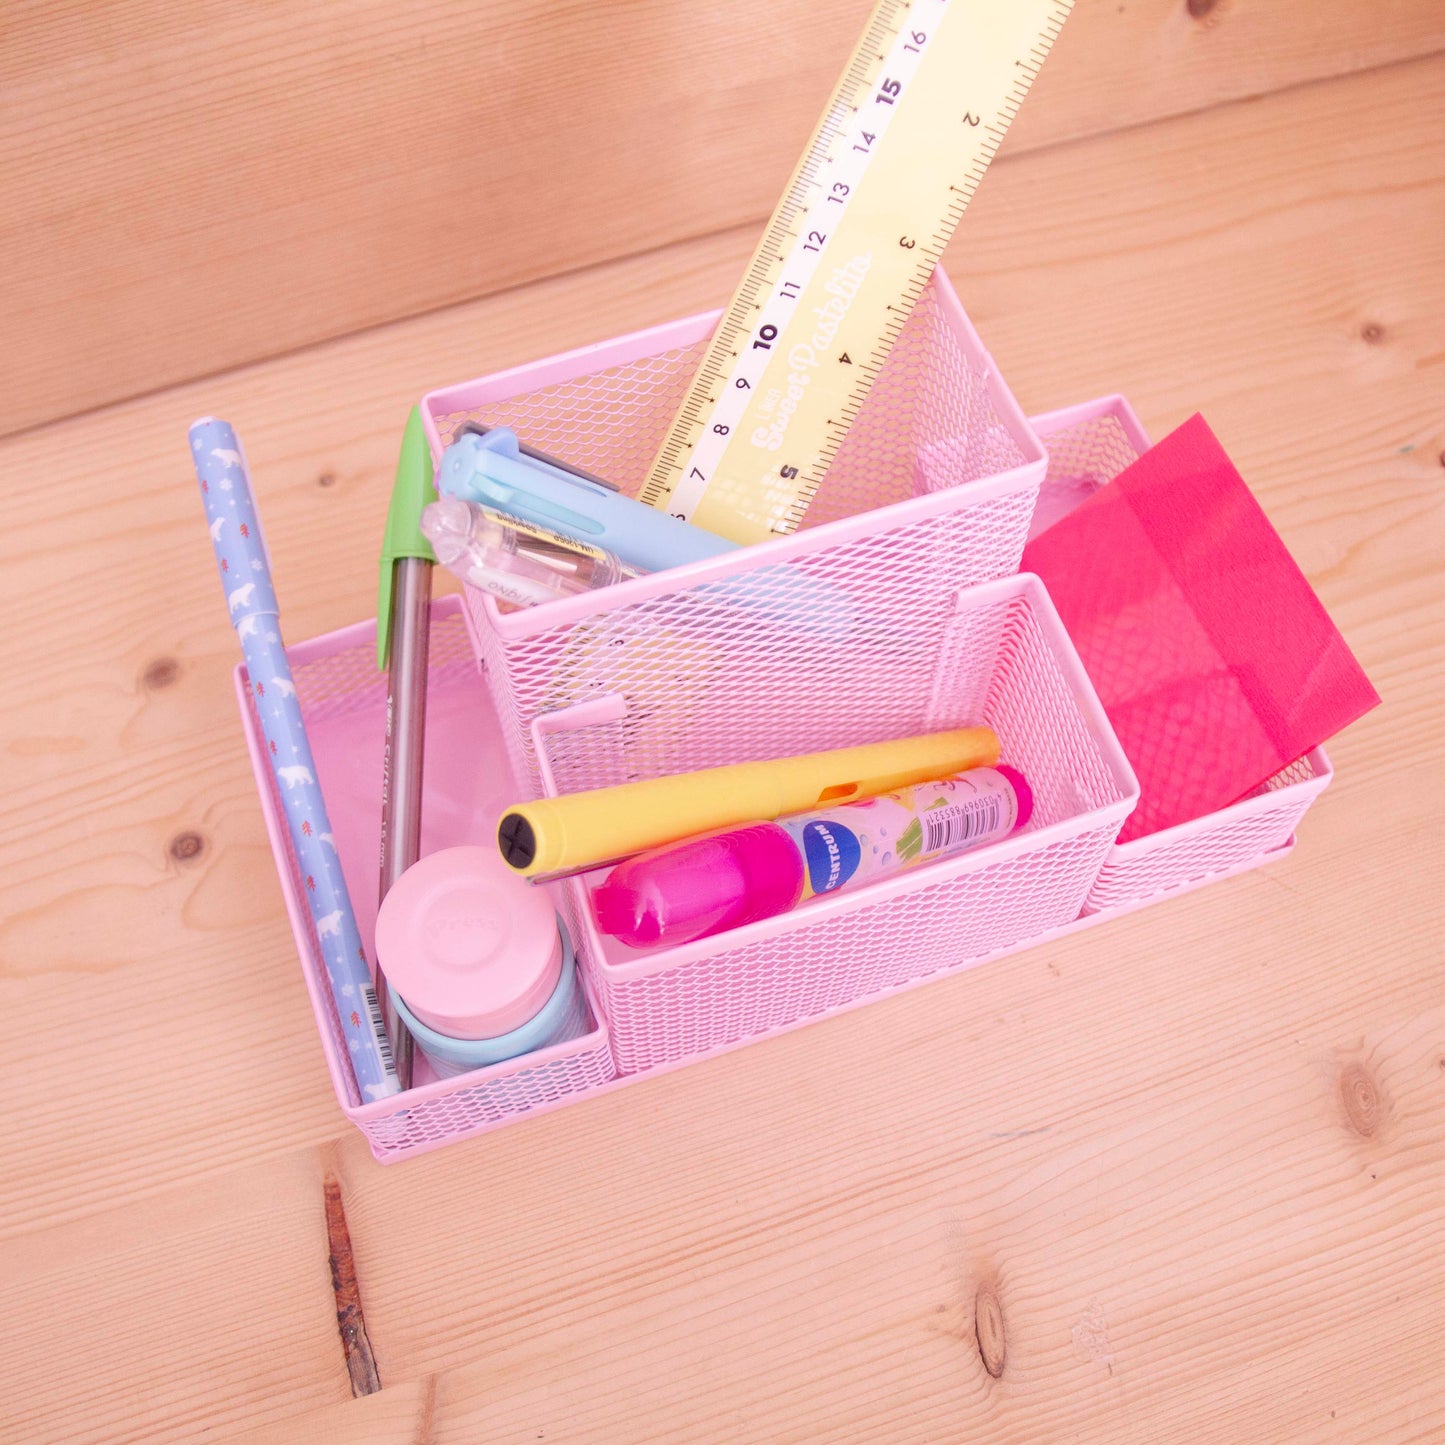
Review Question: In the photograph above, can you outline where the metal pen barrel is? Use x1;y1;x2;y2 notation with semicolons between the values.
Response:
377;554;432;1089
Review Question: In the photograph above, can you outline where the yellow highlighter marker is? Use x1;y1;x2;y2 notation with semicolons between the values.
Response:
497;727;1000;878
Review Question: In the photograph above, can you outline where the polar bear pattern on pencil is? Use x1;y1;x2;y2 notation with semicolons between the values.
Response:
189;416;399;1101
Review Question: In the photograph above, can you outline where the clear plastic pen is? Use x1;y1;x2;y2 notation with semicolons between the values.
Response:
421;495;640;608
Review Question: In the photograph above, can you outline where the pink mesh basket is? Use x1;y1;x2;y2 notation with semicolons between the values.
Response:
235;600;616;1163
421;271;1046;796
229;301;1341;1159
1027;396;1333;913
533;572;1140;1075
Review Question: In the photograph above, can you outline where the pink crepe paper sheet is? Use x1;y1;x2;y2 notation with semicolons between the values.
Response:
1022;413;1379;843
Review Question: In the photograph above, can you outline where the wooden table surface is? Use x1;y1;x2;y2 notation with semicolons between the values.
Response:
3;4;1443;1440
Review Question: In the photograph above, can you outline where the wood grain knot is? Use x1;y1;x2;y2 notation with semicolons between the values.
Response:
316;470;337;488
168;831;206;863
1340;1062;1381;1137
142;656;180;690
1360;322;1387;345
1185;0;1218;18
975;1287;1006;1378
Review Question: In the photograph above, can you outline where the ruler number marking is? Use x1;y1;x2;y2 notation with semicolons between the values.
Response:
645;0;1075;530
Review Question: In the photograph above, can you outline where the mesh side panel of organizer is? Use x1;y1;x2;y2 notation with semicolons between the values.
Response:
439;279;1040;795
1085;754;1327;913
479;502;1038;796
252;611;616;1159
247;696;355;1101
985;594;1122;822
1041;409;1140;489
241;616;477;1105
593;823;1122;1073
433;341;707;498
284;608;477;722
797;285;1029;529
357;989;616;1161
578;588;1131;1073
1029;405;1144;539
468;615;538;800
431;282;1028;521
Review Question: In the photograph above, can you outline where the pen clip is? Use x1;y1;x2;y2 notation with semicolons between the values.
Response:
456;420;618;492
441;426;617;543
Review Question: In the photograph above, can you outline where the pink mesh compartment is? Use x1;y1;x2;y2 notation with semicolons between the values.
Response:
423;271;1045;796
235;600;616;1163
536;574;1139;1075
1083;752;1329;912
1028;397;1334;912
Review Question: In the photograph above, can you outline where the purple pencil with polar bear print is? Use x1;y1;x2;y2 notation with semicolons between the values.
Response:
190;417;401;1101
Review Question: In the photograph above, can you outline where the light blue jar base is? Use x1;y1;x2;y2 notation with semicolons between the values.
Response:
389;918;587;1080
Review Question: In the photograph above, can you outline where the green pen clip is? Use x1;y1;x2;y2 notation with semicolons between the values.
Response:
377;405;438;670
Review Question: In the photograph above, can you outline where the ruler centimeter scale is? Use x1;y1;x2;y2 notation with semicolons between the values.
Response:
639;0;1073;545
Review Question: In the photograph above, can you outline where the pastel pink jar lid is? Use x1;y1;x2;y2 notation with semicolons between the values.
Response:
374;845;562;1040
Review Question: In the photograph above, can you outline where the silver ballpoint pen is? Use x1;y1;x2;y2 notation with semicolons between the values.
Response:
375;406;438;1090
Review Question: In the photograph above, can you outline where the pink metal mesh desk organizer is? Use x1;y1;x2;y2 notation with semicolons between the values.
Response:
536;573;1139;1074
1027;396;1333;912
236;602;617;1163
232;305;1347;1160
420;272;1046;797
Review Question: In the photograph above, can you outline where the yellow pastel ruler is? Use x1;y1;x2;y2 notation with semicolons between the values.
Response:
639;0;1072;544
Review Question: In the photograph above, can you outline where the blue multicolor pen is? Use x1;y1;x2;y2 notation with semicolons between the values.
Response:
190;417;401;1102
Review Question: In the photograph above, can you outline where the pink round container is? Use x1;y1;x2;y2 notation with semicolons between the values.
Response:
375;845;564;1043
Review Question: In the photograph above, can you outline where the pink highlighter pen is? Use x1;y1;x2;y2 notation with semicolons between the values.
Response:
592;765;1032;950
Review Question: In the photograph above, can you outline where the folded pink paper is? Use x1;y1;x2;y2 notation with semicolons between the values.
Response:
1021;413;1378;843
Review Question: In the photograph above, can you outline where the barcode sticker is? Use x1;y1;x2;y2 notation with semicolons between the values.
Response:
360;981;396;1075
921;794;1004;856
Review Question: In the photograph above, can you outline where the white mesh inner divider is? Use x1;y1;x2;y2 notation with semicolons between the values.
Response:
471;487;1042;795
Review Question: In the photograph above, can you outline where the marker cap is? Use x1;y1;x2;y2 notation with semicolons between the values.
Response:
593;823;806;949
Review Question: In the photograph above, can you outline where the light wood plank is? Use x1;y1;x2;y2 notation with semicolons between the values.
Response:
213;1382;433;1445
2;50;1442;1445
0;1154;353;1444
2;0;1442;434
352;908;1445;1444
